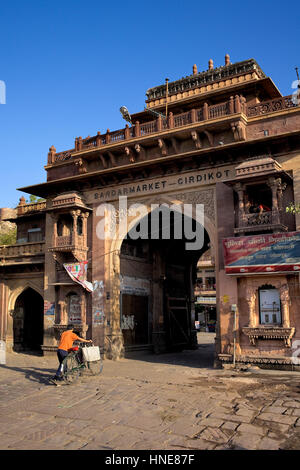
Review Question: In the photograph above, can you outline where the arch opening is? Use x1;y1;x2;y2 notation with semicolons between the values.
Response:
13;288;44;353
119;206;213;354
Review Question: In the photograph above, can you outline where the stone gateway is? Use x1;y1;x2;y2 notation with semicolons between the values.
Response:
0;55;300;369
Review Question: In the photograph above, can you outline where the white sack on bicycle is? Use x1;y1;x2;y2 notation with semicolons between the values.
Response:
82;345;101;362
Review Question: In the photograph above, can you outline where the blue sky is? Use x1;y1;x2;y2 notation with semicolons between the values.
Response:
0;0;299;208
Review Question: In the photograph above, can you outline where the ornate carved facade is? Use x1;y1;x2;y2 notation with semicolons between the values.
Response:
0;54;300;368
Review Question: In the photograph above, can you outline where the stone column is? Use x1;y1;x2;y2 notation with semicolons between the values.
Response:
58;300;65;325
71;210;80;245
82;212;89;239
188;264;197;349
268;177;280;225
234;183;245;227
152;249;166;353
51;213;58;247
80;291;86;329
280;284;290;328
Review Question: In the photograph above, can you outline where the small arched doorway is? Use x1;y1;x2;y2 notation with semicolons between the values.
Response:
13;288;44;352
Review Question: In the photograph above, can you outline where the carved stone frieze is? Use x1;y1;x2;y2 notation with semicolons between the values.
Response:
172;189;215;220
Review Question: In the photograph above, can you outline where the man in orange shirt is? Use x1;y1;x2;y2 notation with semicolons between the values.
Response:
50;324;92;385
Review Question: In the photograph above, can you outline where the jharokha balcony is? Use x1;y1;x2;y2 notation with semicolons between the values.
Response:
49;211;89;262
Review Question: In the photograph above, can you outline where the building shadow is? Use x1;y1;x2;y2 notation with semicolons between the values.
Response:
124;333;216;369
0;364;56;385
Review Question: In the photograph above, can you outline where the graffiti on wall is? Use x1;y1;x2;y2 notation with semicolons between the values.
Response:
92;280;105;325
121;315;135;330
44;301;55;316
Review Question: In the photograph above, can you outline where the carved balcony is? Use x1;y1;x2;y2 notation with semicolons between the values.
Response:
234;209;288;235
49;233;88;262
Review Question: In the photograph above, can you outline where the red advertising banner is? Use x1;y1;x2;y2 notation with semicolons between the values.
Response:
223;231;300;274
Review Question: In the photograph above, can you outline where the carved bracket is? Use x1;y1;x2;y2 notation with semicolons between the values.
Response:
231;121;246;141
242;326;295;347
125;146;135;163
191;131;202;149
134;144;146;160
75;158;88;174
158;138;167;156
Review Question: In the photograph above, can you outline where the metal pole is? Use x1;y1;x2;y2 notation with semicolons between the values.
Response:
233;308;237;367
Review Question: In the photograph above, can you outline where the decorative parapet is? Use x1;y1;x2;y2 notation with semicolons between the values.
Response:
247;95;296;117
242;326;295;347
17;201;46;216
146;59;266;102
0;241;45;262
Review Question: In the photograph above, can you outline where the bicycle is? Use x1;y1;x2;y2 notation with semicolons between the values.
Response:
61;342;103;384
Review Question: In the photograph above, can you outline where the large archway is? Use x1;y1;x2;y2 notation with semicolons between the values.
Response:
119;205;211;353
13;288;44;352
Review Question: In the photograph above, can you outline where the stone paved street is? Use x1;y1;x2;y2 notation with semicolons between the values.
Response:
1;333;300;450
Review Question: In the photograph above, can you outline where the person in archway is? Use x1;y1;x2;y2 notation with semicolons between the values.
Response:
50;324;92;385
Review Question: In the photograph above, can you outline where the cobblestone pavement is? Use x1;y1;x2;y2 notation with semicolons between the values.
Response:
1;333;300;450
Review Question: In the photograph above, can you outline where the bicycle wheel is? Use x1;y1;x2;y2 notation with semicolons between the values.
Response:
87;359;103;376
62;354;80;384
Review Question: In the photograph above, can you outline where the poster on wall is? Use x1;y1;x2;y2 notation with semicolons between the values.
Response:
44;301;55;316
68;294;81;324
92;280;105;325
120;276;150;296
223;231;300;274
63;262;94;292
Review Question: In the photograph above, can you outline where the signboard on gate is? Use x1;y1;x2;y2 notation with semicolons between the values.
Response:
223;231;300;274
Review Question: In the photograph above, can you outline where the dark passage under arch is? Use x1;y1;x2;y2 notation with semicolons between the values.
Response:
13;288;44;352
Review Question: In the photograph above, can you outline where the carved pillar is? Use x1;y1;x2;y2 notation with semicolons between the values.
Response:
168;112;174;129
157;115;162;132
203;103;208;120
276;178;287;212
71;210;80;245
82;212;89;241
268;177;280;224
47;146;56;164
246;287;256;327
58;300;65;325
280;284;290;328
134;121;140;137
234;95;241;113
80;291;86;327
96;132;102;147
51;213;58;246
124;124;130;140
229;96;234;114
234;183;245;226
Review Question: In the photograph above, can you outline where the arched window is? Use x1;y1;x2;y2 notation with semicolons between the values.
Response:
258;285;281;325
